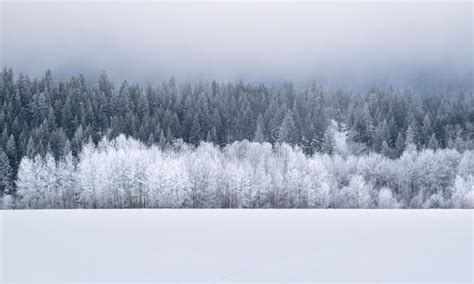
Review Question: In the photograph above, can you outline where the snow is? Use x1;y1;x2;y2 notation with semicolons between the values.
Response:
1;209;472;283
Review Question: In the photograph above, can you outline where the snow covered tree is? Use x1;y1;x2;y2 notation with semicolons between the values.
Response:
428;134;439;150
1;193;14;209
450;175;473;208
0;151;12;194
378;187;400;208
253;123;265;143
395;132;404;156
189;114;201;145
16;156;42;208
333;175;374;208
279;110;297;144
321;127;335;155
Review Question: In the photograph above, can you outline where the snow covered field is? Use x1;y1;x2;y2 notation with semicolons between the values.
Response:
1;210;472;283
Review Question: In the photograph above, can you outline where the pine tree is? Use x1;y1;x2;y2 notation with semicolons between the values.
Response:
454;135;465;152
5;135;16;167
210;126;218;143
71;125;84;157
206;131;212;142
422;113;433;145
189;114;201;145
404;125;417;152
1;127;8;148
381;140;391;158
253;114;265;143
49;128;68;160
279;110;297;144
146;133;155;147
0;151;12;194
158;129;167;149
25;136;36;159
375;119;390;152
405;125;415;146
254;123;265;143
428;134;439;150
395;132;404;156
321;127;335;154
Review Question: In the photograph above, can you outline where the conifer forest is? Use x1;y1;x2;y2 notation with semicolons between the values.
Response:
0;68;472;208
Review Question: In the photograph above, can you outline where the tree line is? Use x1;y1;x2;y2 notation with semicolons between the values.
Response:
0;67;473;199
3;135;472;209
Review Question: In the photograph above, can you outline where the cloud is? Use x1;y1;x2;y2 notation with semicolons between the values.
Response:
1;1;472;89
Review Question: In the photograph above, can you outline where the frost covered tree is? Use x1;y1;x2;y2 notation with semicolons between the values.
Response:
378;187;400;209
333;175;374;208
16;156;42;208
0;67;473;192
450;176;473;208
1;193;14;209
428;134;439;150
10;135;474;209
0;150;12;194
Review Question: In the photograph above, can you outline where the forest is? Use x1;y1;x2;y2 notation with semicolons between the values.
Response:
0;68;472;208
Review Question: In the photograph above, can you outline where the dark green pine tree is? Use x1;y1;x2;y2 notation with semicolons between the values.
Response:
374;119;391;152
253;114;265;143
1;127;8;149
25;136;36;159
0;150;12;194
189;114;201;145
146;132;155;147
381;140;391;158
422;113;433;146
321;128;335;155
428;133;439;150
395;132;405;156
49;128;69;160
5;135;16;163
279;110;297;144
405;125;415;147
210;126;218;143
254;123;265;143
158;128;167;149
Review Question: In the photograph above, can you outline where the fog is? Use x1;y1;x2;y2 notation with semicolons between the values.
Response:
1;1;472;89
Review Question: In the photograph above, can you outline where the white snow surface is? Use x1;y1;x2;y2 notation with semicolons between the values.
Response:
1;209;472;283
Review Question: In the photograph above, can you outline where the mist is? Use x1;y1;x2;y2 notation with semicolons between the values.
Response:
1;1;472;90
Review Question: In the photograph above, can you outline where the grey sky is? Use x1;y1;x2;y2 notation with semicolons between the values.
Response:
1;1;472;88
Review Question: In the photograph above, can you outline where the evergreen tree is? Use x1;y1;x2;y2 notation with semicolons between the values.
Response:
381;140;391;158
375;119;390;152
321;127;335;154
0;151;12;194
189;114;201;145
71;126;84;157
254;123;265;143
405;125;415;147
428;134;439;150
158;129;167;149
279;110;297;144
49;128;69;160
422;113;433;145
5;135;16;167
395;132;405;156
25;136;36;159
146;133;155;147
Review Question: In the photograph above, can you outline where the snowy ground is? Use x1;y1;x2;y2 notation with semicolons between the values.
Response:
1;210;472;283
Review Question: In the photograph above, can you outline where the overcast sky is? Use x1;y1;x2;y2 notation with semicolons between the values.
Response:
1;1;472;88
